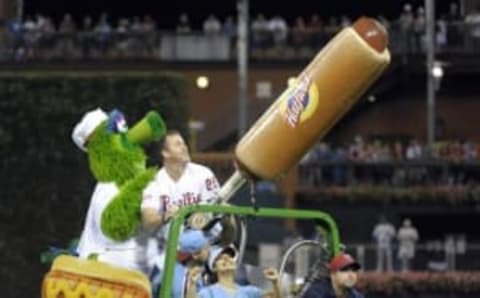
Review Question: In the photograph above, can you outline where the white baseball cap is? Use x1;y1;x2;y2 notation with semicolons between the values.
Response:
72;108;108;151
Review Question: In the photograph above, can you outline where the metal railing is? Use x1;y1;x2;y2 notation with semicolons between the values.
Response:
299;160;480;187
344;241;480;272
159;204;340;298
1;20;479;62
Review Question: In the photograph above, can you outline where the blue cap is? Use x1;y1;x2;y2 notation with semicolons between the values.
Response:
178;230;209;254
107;109;128;133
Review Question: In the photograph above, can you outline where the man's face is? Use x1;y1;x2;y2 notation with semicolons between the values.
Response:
162;133;190;164
332;269;358;289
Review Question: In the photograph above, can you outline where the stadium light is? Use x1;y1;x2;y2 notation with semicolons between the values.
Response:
196;76;210;89
432;62;444;79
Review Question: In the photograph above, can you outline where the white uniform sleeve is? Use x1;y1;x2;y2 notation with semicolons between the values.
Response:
142;181;162;211
199;167;220;204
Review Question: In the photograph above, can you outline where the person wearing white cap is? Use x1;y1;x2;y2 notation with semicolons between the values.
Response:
72;107;166;275
72;108;109;151
188;244;282;298
73;107;146;272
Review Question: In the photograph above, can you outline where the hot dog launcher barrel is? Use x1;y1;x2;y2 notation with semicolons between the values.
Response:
218;17;391;202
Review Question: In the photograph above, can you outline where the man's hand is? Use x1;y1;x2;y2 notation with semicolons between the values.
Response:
263;267;279;282
164;205;179;221
186;266;202;298
263;268;282;298
189;266;202;282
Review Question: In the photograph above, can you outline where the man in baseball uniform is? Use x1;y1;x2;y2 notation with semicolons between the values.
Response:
397;218;419;272
372;215;396;272
141;130;221;287
142;129;220;230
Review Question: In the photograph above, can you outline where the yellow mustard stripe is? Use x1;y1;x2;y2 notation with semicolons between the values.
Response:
43;274;147;298
50;256;150;293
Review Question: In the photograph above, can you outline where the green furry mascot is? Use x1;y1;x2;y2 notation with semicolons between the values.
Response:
72;107;166;271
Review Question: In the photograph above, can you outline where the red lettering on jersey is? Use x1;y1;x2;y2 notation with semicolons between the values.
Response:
161;195;170;211
190;193;195;204
176;192;202;207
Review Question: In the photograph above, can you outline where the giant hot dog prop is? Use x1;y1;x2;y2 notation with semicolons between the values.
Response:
218;17;391;201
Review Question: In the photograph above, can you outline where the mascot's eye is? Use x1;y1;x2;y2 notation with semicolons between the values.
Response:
107;109;129;133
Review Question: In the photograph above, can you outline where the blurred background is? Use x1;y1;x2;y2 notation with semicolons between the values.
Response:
1;0;480;297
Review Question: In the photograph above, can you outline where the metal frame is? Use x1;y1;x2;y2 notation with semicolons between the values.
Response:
159;204;341;298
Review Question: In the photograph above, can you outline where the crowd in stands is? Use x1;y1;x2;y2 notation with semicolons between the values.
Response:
4;12;158;60
299;136;480;187
303;136;478;164
3;1;480;61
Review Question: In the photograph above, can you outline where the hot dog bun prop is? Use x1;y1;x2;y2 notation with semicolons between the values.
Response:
217;17;391;202
42;255;151;298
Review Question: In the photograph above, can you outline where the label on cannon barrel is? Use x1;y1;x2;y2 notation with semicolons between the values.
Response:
281;73;319;127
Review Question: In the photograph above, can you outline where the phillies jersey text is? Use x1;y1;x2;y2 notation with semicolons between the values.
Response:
141;162;220;214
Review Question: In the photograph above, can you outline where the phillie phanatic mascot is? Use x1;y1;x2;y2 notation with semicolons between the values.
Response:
41;108;166;298
72;108;167;270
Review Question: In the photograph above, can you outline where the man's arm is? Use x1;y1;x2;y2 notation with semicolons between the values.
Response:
141;179;180;230
199;166;220;203
185;266;202;298
141;207;164;230
142;205;179;230
263;268;282;298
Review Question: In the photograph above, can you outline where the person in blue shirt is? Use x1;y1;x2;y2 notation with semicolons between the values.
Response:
153;229;211;298
301;253;364;298
189;244;282;298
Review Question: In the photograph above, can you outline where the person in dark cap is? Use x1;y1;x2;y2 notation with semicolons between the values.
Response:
188;244;282;298
301;253;364;298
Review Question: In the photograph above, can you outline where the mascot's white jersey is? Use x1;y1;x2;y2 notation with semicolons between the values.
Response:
77;182;144;272
141;162;220;215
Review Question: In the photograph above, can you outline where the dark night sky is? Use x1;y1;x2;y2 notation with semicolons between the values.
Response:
23;0;459;29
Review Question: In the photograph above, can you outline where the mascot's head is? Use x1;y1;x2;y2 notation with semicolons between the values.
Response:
72;107;166;186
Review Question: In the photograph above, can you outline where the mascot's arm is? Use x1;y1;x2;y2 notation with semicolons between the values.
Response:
100;167;157;241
